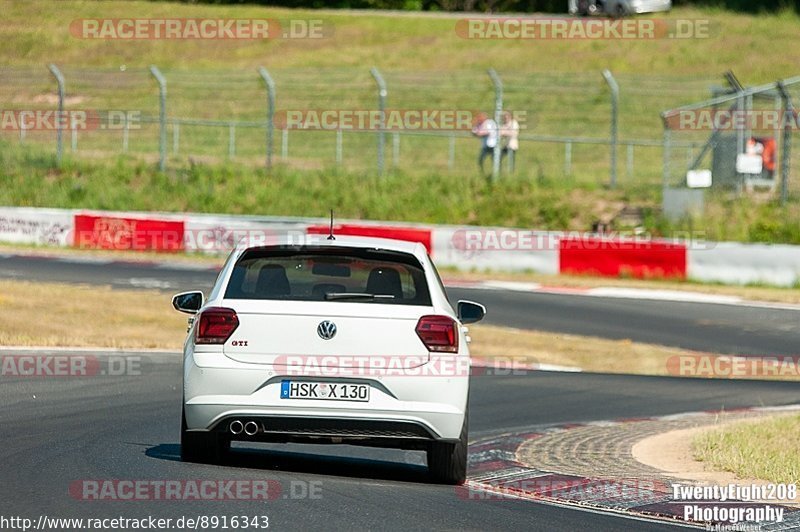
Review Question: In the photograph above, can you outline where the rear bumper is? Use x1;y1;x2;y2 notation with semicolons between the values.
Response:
183;350;469;442
185;410;459;449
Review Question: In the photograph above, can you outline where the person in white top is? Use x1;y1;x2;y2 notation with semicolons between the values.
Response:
472;112;498;176
500;111;520;173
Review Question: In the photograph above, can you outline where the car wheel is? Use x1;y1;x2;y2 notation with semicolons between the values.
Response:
427;407;468;485
180;407;229;464
576;0;589;16
614;3;628;17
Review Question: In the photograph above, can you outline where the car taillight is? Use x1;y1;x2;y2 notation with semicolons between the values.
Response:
195;307;239;344
415;315;458;353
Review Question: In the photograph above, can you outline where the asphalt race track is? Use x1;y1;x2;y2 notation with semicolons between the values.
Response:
2;253;800;355
2;255;800;530
2;350;799;531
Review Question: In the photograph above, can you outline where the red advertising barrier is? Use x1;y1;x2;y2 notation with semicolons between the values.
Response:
559;237;687;279
307;224;432;252
73;214;184;251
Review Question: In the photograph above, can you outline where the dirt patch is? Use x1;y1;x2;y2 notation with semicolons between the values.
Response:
0;280;186;349
469;324;687;376
632;418;800;506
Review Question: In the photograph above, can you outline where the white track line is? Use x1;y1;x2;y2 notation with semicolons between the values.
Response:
453;280;800;311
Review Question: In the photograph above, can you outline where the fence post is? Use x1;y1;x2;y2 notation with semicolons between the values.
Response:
257;67;276;170
47;64;65;165
661;116;672;191
602;69;619;188
777;81;794;205
736;92;745;156
149;65;167;172
488;68;503;182
370;67;387;176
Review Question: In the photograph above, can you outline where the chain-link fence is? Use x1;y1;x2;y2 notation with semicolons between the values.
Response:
662;75;800;203
3;65;796;193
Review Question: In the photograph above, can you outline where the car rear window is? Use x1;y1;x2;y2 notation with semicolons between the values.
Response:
224;246;432;306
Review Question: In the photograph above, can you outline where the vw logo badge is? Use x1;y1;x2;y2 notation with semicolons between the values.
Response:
317;320;337;340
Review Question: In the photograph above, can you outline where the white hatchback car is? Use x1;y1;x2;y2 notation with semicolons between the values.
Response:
173;235;485;484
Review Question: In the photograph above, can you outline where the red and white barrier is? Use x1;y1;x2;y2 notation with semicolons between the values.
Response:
74;213;185;252
432;227;560;275
308;223;433;252
688;242;800;287
559;235;687;279
1;206;799;287
0;207;73;247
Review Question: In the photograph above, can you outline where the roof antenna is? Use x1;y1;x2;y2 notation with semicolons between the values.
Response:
327;209;335;240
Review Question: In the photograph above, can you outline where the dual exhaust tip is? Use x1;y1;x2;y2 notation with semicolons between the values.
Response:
229;420;259;436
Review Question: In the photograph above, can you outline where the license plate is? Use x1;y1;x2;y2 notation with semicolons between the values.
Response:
280;381;370;402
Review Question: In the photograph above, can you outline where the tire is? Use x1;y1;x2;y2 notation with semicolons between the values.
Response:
180;408;229;464
427;408;468;485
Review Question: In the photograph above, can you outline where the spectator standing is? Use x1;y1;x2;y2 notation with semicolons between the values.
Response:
472;112;498;177
500;111;520;173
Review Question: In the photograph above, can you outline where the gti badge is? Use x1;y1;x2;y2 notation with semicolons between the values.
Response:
317;320;337;340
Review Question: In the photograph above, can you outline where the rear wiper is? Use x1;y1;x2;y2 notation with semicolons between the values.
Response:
324;292;395;301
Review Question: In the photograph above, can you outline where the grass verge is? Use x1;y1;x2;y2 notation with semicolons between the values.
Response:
693;414;800;485
0;280;186;349
0;146;645;231
469;324;686;375
469;326;798;379
4;144;800;245
4;3;799;78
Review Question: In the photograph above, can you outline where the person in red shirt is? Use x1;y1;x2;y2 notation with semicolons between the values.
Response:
760;137;777;179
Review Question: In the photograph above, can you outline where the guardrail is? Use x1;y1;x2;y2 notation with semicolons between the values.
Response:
2;206;799;287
